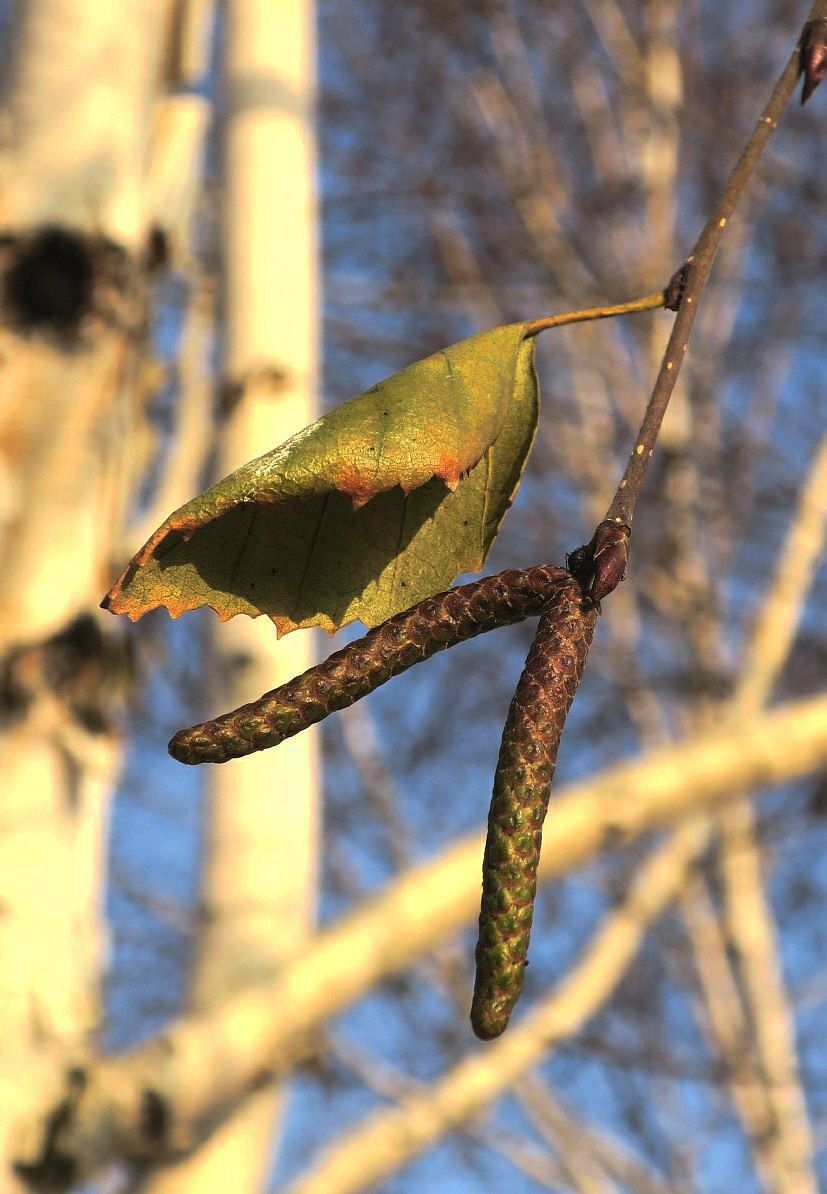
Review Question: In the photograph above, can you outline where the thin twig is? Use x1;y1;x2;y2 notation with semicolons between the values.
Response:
284;821;709;1194
515;1075;678;1194
674;433;827;1190
732;434;827;712
325;1035;570;1191
605;3;826;528
524;291;664;337
679;874;778;1187
710;434;827;1192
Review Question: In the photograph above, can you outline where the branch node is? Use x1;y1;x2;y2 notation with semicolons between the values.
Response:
567;521;631;607
663;263;692;311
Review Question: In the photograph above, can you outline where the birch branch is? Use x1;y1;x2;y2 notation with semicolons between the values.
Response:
678;874;777;1186
712;434;827;1193
285;820;709;1194
514;1075;680;1194
299;425;827;1192
13;692;827;1182
326;1035;573;1191
139;4;321;1194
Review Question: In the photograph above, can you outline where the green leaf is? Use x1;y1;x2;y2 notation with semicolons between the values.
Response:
102;323;539;635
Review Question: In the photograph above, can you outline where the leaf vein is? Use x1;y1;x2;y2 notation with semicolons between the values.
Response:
227;504;258;597
295;491;332;618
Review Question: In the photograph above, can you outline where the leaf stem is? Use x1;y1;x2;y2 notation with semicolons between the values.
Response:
604;2;827;529
523;291;664;338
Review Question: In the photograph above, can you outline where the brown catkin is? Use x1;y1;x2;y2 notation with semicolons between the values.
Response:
471;577;597;1040
169;565;571;765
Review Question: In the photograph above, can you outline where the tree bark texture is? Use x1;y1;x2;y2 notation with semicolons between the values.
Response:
0;1;210;1187
138;4;321;1191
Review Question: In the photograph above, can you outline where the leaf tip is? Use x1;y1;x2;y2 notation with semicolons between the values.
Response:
271;613;296;638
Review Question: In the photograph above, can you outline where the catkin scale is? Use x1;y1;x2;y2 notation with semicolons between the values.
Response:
471;579;597;1040
169;565;571;765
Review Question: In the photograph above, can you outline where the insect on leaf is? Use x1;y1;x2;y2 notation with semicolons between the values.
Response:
103;323;539;635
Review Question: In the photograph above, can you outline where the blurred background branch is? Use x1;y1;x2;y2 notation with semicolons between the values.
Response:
1;1;825;1191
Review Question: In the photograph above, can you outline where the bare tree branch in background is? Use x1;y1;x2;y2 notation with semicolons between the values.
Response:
15;692;827;1181
2;2;826;1191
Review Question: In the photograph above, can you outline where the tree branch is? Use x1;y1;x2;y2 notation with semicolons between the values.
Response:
13;693;827;1184
605;1;827;528
670;432;827;1190
285;820;709;1194
523;291;664;337
710;434;827;1192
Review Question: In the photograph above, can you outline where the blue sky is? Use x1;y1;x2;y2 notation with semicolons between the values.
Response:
99;3;827;1191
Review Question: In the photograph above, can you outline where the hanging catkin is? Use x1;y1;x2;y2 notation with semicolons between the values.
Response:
169;565;571;765
471;577;597;1039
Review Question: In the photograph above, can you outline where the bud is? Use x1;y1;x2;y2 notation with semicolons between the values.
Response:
567;520;631;606
588;520;631;604
663;263;690;311
801;19;827;105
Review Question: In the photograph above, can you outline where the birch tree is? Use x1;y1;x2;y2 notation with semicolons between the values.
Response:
4;3;827;1193
0;1;206;1187
139;4;320;1191
1;1;320;1191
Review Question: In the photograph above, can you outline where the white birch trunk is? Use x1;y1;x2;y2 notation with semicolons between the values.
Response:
0;2;209;1186
139;4;320;1190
